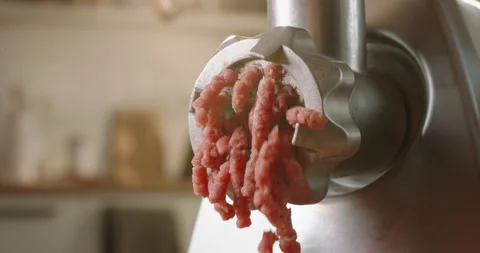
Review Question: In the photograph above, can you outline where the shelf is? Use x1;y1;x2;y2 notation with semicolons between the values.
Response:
0;2;267;35
0;180;194;195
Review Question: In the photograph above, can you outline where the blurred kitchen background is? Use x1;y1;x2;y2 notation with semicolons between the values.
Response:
0;0;266;252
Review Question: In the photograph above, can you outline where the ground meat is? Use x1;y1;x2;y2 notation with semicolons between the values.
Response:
216;135;231;156
193;70;237;127
229;127;252;228
258;231;279;253
224;112;248;134
222;68;239;86
210;162;235;221
251;78;277;151
191;63;327;253
273;85;299;122
214;201;235;221
253;126;281;207
264;63;286;81
209;161;231;204
286;106;327;129
241;152;258;198
201;94;230;169
242;77;277;198
252;127;300;253
279;128;311;203
192;75;225;127
191;147;208;197
232;67;262;113
248;102;256;131
200;126;224;169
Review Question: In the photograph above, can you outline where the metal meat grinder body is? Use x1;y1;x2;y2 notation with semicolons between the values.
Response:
188;0;480;252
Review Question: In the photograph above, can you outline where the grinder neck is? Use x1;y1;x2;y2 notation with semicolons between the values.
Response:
267;0;367;74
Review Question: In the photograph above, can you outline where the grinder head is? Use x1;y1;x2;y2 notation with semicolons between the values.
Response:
188;26;407;205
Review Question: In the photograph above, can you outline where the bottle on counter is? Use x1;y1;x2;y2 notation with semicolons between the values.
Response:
0;85;47;186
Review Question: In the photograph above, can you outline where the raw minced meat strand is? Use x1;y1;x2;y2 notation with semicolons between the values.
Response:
229;126;252;228
209;161;231;204
258;231;279;253
191;147;209;197
248;102;256;131
273;85;299;122
191;165;208;197
279;128;311;203
279;236;301;253
224;116;240;134
210;162;235;221
232;67;262;113
233;196;251;228
252;128;282;221
264;63;286;81
251;77;277;151
286;106;327;129
214;201;235;221
193;75;225;127
242;77;277;198
253;126;281;207
208;93;230;128
253;127;288;227
193;69;236;127
194;108;209;128
200;126;224;169
274;204;300;253
224;111;248;134
216;135;231;156
254;127;300;253
201;94;230;169
222;68;239;86
228;128;250;189
241;152;258;198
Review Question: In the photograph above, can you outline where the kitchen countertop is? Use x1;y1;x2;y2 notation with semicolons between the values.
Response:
0;180;193;195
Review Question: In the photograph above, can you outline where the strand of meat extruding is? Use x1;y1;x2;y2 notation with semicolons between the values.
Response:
258;231;279;253
206;93;236;220
232;67;263;114
228;126;252;228
279;128;312;204
242;66;282;198
286;106;327;129
193;69;238;127
254;127;301;253
201;93;230;169
273;85;299;122
191;69;237;197
192;89;230;199
210;161;235;220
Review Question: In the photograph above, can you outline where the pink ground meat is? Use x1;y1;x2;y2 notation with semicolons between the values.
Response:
242;77;277;198
232;67;262;113
216;135;231;156
258;231;279;253
191;63;327;253
229;127;252;228
286;106;326;129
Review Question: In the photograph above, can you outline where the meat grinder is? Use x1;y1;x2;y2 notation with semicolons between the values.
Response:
187;0;480;252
